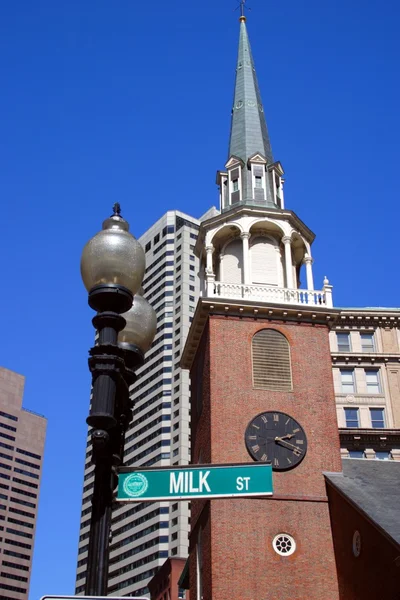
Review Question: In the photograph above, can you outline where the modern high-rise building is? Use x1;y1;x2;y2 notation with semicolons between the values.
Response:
0;367;47;600
76;209;212;597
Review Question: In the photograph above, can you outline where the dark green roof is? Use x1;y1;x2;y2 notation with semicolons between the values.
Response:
228;19;273;164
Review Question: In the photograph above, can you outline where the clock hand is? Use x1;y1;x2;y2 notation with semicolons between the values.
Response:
279;434;294;440
274;437;303;453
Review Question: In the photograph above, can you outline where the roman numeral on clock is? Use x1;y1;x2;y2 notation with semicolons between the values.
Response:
252;445;260;453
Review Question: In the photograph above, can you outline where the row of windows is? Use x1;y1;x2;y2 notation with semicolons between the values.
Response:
135;355;171;381
108;566;158;592
112;506;168;538
125;417;170;448
146;279;173;303
2;560;29;572
15;457;40;470
0;442;13;452
143;271;174;296
16;448;41;461
339;369;381;394
0;423;16;433
346;450;392;460
336;332;375;352
125;426;171;455
125;439;170;465
0;582;27;594
109;521;169;551
110;534;168;566
1;572;28;583
144;250;174;277
0;412;17;422
5;527;32;539
153;238;174;256
144;226;175;253
4;548;30;561
109;549;162;578
142;260;173;289
4;537;31;550
344;407;385;428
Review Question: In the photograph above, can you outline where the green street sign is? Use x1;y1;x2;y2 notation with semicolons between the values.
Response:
117;463;273;502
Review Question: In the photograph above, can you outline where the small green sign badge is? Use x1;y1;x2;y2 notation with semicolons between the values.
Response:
123;473;149;498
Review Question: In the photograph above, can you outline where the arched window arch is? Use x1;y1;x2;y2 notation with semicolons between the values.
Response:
252;329;292;391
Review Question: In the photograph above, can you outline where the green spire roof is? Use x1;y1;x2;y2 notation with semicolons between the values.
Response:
228;18;273;164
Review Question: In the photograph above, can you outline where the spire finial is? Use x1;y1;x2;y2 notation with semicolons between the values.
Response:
237;0;250;22
112;202;121;216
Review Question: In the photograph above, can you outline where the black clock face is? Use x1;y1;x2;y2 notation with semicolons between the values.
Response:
245;411;307;471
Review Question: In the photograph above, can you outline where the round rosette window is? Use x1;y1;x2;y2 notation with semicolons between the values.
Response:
272;533;296;556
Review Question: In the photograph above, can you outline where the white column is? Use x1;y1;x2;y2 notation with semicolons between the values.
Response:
323;276;334;308
205;245;215;297
282;236;294;289
303;254;314;290
241;232;251;285
280;177;285;209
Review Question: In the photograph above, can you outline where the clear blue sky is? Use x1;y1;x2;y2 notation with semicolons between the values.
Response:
0;0;399;597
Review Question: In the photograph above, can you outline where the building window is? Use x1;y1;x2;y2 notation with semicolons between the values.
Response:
348;450;365;459
252;329;292;391
272;533;296;556
190;255;195;261
145;241;151;253
340;369;356;394
255;176;263;189
232;179;239;192
189;296;195;302
370;408;385;428
361;333;375;352
190;275;195;281
365;370;381;394
344;407;359;428
375;451;391;460
337;332;351;352
154;233;160;245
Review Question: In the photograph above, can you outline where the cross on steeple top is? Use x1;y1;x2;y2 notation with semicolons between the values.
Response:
236;0;250;20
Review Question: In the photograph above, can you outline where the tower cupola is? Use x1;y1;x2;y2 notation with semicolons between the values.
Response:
218;15;284;212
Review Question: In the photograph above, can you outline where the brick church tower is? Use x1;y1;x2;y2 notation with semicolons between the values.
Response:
181;12;342;600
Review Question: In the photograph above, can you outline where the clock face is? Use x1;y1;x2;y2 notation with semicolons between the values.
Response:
244;411;307;471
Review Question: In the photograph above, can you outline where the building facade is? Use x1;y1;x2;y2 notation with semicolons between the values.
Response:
76;210;201;597
330;309;400;459
0;367;47;600
75;11;400;599
180;13;400;600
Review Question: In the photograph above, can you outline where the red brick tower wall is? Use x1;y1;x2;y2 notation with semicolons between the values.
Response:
189;315;342;600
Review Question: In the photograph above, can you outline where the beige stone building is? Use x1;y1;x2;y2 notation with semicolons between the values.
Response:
329;308;400;460
0;367;47;600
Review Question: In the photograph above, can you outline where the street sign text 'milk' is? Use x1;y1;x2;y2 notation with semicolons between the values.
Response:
117;463;273;502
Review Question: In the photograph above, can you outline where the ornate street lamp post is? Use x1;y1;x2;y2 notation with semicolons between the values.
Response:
80;204;156;595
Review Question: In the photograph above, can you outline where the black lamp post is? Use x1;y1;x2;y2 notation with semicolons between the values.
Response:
80;204;156;596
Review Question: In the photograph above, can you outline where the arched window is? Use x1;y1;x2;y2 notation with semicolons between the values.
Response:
250;236;283;286
252;329;292;391
223;238;243;284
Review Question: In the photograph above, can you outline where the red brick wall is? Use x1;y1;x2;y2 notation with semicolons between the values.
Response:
327;484;400;600
189;316;342;600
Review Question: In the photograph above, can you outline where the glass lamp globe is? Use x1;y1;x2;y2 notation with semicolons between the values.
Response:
118;289;157;355
80;205;145;298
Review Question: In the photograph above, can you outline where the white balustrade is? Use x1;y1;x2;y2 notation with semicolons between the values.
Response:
210;281;330;307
